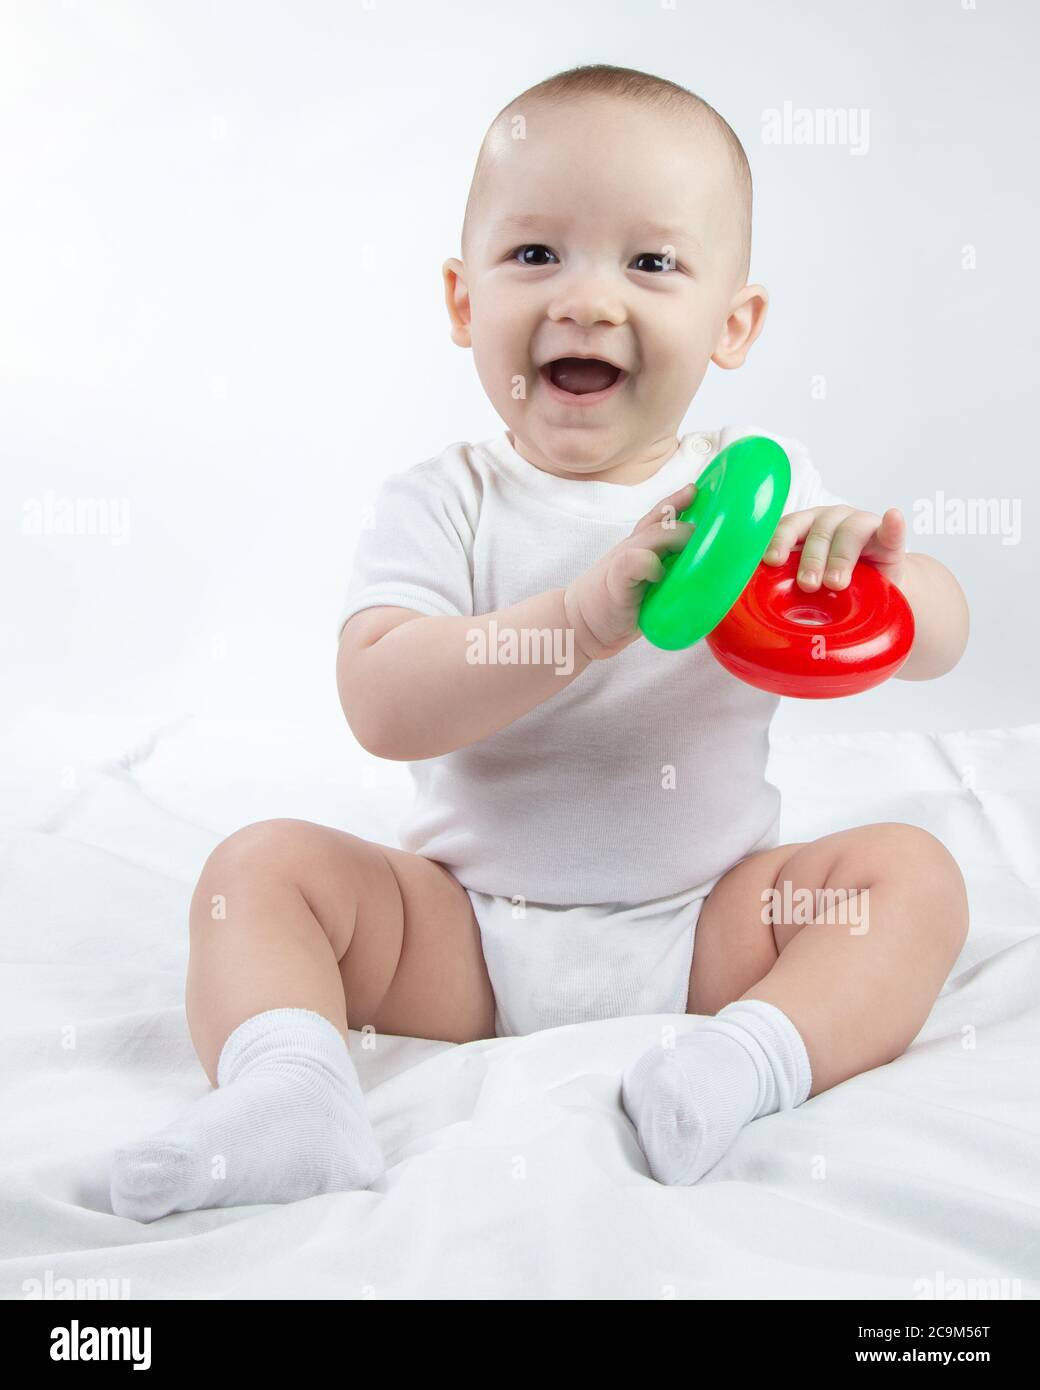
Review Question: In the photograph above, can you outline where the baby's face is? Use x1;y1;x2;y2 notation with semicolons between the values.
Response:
444;97;767;484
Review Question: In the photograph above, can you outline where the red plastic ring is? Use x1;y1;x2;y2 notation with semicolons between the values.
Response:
705;545;915;698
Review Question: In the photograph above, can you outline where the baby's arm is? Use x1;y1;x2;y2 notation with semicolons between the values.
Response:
337;481;695;761
339;589;587;760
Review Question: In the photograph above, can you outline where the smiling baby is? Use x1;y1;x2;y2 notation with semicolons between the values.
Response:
110;64;970;1219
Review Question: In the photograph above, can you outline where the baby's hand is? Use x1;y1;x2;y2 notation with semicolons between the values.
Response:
763;504;907;592
564;483;696;660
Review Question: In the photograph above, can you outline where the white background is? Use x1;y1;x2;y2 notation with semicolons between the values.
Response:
3;0;1036;746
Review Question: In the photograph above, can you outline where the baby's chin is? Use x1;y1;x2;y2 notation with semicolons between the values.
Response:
508;414;677;483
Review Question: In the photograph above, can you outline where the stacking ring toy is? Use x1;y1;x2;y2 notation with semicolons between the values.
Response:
638;435;791;650
706;545;915;698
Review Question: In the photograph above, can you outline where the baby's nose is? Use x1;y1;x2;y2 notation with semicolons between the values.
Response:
547;277;627;328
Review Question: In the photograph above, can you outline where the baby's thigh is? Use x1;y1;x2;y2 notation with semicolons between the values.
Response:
686;842;808;1015
351;841;495;1044
193;819;494;1045
271;825;494;1043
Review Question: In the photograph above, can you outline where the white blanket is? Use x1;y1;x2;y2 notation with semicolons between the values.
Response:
2;710;1038;1299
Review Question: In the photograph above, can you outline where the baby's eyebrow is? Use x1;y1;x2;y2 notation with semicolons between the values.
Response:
489;212;563;234
632;220;703;254
491;212;703;254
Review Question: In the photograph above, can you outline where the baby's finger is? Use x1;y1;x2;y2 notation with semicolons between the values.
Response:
621;517;693;559
762;509;822;565
871;507;905;552
608;546;666;599
632;482;696;536
797;510;878;590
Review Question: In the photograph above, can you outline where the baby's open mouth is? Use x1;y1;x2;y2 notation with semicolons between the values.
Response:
541;358;623;396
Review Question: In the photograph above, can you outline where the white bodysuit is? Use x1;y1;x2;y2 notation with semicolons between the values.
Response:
338;426;851;1036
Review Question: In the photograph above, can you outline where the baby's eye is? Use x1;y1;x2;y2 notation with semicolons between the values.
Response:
512;244;558;266
630;251;676;273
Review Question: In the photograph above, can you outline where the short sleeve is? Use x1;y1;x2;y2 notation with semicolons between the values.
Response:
336;466;474;640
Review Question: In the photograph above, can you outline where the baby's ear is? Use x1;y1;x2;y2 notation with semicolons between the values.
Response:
442;258;472;347
711;284;769;371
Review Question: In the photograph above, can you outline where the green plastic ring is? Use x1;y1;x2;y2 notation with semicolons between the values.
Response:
638;435;792;651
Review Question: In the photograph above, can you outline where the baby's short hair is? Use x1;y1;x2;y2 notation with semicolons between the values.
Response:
461;63;753;284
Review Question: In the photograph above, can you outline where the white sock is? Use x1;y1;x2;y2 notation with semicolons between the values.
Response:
621;999;812;1185
110;1008;385;1221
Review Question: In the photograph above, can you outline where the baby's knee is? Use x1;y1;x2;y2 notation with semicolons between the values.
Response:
883;822;964;883
203;816;306;870
190;819;322;915
879;822;969;950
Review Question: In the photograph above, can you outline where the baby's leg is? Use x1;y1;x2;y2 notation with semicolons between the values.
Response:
111;819;494;1219
624;822;968;1183
185;818;495;1077
687;822;969;1088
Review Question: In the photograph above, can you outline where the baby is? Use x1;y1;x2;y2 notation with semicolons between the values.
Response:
110;64;970;1220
